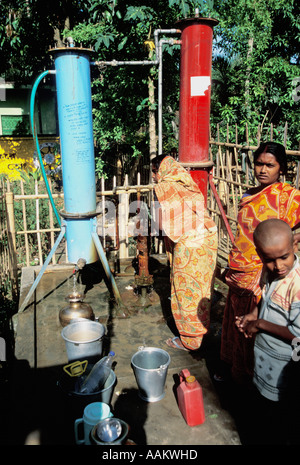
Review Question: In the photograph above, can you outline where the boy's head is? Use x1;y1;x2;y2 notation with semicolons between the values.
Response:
253;219;297;280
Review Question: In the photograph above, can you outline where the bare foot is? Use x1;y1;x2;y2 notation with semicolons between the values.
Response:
166;337;188;351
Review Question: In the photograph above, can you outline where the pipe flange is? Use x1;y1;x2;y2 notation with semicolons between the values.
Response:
60;210;97;219
135;275;154;287
180;161;214;169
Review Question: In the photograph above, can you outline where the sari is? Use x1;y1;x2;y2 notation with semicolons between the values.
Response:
221;182;300;383
154;156;217;350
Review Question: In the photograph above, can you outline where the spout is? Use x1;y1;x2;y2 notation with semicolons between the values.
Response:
67;37;75;47
76;258;87;271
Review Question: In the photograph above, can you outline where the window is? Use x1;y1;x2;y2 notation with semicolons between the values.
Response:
1;115;30;136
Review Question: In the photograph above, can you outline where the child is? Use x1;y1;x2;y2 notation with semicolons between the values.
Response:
236;218;300;444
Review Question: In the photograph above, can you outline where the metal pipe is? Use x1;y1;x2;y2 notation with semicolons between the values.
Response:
90;29;181;68
18;225;66;312
158;38;181;155
176;16;218;201
91;231;123;307
91;59;157;66
50;46;98;264
91;29;181;157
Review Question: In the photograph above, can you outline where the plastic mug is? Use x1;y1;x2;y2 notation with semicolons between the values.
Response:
74;402;113;445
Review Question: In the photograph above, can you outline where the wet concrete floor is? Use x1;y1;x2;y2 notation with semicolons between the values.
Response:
8;257;242;446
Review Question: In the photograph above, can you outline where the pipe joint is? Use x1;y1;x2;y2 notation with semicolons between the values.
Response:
60;210;97;219
180;161;214;170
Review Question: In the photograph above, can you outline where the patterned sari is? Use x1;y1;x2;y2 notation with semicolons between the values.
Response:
154;156;217;350
221;182;300;383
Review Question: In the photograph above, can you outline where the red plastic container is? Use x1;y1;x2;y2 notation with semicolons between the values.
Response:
177;369;205;426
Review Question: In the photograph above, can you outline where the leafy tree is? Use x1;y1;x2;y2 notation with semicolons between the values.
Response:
65;1;182;180
0;0;88;83
0;0;299;178
211;0;300;147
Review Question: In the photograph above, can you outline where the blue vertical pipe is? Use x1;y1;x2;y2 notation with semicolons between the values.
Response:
52;47;98;264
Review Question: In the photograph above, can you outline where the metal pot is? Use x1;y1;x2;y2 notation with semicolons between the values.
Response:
90;418;129;445
61;320;105;362
59;291;95;327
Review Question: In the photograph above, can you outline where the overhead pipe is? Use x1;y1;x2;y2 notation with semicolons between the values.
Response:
90;29;180;68
157;38;181;155
91;29;181;156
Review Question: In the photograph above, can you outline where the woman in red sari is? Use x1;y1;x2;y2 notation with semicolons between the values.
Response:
152;155;217;351
220;141;300;384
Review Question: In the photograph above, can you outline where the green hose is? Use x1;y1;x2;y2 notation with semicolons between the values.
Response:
30;70;61;226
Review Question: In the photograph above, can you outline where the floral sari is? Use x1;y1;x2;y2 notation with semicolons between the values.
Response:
154;156;217;350
221;182;300;383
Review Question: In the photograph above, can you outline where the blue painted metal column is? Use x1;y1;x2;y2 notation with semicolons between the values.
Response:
51;45;98;264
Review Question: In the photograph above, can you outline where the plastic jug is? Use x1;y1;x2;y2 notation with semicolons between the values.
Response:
177;369;205;426
79;351;115;394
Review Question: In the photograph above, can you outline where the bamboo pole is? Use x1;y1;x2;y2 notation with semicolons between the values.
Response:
35;180;43;265
20;179;30;266
209;140;300;156
113;175;117;249
14;193;64;200
213;175;253;189
16;228;60;235
101;176;106;249
5;191;19;299
48;178;55;265
226;125;237;217
125;174;129;258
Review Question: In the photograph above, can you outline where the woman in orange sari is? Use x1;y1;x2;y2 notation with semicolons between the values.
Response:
220;141;300;384
152;155;217;351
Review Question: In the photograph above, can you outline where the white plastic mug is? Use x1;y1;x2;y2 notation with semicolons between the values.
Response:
74;402;113;445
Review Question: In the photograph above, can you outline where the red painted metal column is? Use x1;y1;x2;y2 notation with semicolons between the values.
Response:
176;15;218;202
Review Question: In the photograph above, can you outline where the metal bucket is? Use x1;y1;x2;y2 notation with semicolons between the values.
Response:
61;320;105;362
90;418;129;445
131;346;170;402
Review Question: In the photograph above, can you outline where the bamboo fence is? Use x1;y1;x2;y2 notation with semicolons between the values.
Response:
1;124;300;301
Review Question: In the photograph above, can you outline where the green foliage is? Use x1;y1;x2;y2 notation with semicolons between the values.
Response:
210;0;300;148
0;0;299;177
169;0;214;17
0;0;88;83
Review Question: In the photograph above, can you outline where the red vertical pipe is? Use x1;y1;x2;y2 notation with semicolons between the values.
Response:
176;17;218;201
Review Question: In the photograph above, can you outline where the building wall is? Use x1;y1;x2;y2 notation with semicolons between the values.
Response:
0;136;59;161
0;83;59;177
0;85;57;137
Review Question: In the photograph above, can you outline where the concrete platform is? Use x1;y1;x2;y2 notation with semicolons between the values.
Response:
9;258;241;446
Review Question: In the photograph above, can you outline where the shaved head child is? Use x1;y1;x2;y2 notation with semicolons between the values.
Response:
236;218;300;444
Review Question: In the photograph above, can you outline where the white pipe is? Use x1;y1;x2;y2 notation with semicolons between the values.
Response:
91;29;181;68
91;59;158;66
158;38;181;155
91;29;181;157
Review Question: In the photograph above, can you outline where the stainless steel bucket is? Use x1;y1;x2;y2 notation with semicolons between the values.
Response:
131;346;170;402
61;320;105;362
